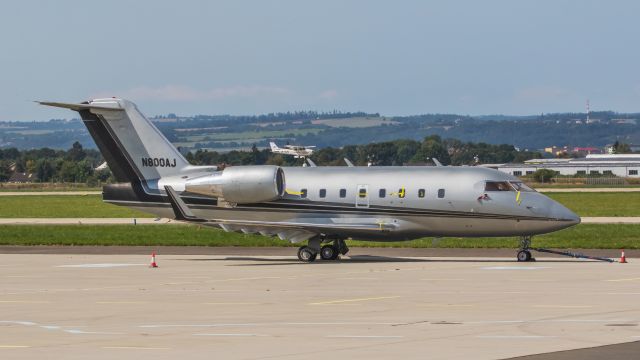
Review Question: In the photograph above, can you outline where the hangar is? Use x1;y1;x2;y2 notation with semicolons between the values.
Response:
495;154;640;178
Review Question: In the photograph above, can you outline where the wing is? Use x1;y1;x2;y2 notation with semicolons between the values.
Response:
164;186;397;242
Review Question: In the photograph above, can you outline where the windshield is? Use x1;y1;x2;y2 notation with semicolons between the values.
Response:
484;181;513;191
509;181;535;192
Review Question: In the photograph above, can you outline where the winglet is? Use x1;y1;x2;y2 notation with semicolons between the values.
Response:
432;158;443;167
306;158;317;167
164;186;207;222
344;158;355;167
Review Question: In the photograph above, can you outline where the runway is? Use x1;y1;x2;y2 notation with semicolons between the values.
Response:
0;253;638;359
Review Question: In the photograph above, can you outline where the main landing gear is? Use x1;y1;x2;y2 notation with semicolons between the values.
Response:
517;235;535;262
297;236;349;263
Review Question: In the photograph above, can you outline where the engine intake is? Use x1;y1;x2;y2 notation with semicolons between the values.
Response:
185;165;285;204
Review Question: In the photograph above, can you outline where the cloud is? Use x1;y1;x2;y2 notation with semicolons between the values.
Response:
94;84;291;102
319;89;338;100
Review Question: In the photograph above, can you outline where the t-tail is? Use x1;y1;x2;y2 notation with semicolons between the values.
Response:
269;141;280;151
38;98;192;184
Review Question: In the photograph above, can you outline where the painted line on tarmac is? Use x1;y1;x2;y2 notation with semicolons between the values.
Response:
0;345;30;348
326;335;404;339
477;335;557;339
606;277;640;282
96;301;149;305
193;333;268;337
65;330;124;335
57;263;146;268
140;322;398;328
103;346;170;350
0;300;50;304
481;266;550;270
309;296;401;305
533;305;593;309
202;302;263;305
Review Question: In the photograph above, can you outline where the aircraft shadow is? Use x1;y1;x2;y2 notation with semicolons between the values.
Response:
174;255;594;265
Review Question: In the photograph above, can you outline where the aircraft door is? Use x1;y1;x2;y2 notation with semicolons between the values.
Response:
356;184;369;208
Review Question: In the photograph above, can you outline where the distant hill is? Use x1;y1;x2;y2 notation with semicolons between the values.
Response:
1;110;638;151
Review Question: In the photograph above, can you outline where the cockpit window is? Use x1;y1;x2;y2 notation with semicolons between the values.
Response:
509;181;535;192
484;181;513;191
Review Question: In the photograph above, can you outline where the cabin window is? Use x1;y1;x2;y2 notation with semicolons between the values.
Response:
398;187;405;198
526;171;534;175
379;189;386;198
418;189;425;198
300;189;307;198
577;170;586;175
513;171;522;176
630;170;638;175
319;189;326;198
339;189;347;198
358;188;367;198
603;170;613;175
590;170;600;175
437;189;445;198
484;181;512;191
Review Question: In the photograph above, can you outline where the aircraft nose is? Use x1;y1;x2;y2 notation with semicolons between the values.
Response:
550;201;581;225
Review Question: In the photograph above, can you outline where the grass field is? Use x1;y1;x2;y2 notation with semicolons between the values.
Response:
0;195;152;218
0;224;637;249
0;192;638;218
546;192;640;216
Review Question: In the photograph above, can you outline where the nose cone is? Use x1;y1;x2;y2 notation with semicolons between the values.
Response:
549;201;581;226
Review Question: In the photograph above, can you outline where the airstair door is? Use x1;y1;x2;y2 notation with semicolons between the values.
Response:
355;184;369;208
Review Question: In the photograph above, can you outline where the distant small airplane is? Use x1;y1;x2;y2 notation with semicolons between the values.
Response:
270;142;315;158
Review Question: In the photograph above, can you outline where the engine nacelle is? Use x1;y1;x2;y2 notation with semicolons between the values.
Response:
185;165;285;204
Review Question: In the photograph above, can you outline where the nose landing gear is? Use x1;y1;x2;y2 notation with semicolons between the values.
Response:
517;236;535;262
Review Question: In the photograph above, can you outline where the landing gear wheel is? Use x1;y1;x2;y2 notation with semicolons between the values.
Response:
517;250;532;262
298;246;317;262
320;245;339;260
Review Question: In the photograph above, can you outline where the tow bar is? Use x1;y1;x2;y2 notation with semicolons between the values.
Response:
531;247;615;263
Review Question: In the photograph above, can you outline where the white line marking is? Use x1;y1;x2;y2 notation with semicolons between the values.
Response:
0;345;30;348
477;335;557;339
140;322;397;328
102;346;170;350
65;329;124;335
193;333;267;337
309;296;400;305
326;335;404;339
481;266;549;270
57;263;146;268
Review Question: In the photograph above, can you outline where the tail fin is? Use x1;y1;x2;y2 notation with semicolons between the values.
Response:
38;98;189;183
269;142;279;151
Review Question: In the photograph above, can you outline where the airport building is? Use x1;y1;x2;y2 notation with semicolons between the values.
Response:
494;154;640;178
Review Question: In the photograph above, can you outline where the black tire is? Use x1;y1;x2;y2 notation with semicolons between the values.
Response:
320;245;335;260
320;245;340;260
298;246;317;262
517;250;532;262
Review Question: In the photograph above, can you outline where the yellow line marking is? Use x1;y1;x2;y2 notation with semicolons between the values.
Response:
606;277;640;282
309;296;400;305
419;303;474;307
102;346;170;350
96;301;149;304
533;305;593;309
0;300;49;304
0;345;30;348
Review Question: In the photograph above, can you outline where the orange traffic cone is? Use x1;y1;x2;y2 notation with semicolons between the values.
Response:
150;252;159;268
619;249;628;263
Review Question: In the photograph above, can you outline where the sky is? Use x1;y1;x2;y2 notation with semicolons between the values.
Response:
1;0;640;121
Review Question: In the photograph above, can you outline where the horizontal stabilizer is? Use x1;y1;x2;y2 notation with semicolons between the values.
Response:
37;101;123;112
